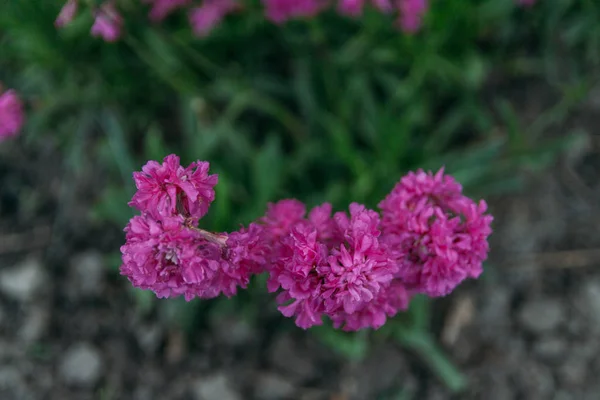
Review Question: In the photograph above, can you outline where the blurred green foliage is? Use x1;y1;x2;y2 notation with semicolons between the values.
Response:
2;0;599;392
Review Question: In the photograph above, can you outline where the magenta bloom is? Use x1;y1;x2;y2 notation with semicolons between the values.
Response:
144;0;191;21
91;2;123;42
262;0;325;24
330;280;409;331
215;222;269;296
0;88;24;141
189;0;238;37
261;199;307;240
55;0;78;28
318;204;396;315
397;0;427;33
379;168;493;297
120;214;220;301
129;154;218;222
267;202;399;330
120;214;266;301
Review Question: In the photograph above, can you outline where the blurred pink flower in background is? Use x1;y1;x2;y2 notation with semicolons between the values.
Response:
189;0;238;37
0;88;24;141
55;0;78;28
91;2;123;42
144;0;191;22
397;0;427;33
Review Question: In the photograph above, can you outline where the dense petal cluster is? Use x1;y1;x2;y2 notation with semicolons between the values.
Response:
120;155;492;331
120;155;262;301
129;154;218;222
0;87;24;141
378;168;493;297
264;201;406;330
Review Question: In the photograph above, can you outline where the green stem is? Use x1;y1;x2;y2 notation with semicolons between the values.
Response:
396;328;467;393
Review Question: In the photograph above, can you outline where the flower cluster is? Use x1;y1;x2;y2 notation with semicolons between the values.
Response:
378;168;493;297
0;85;24;141
120;154;266;300
120;154;493;331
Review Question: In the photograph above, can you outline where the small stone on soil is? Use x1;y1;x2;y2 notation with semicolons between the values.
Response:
192;373;241;400
518;298;565;335
70;251;105;297
254;373;296;400
533;336;567;361
59;342;104;387
0;258;45;302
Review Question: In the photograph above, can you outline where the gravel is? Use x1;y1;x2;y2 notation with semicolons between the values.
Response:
59;343;104;387
0;258;45;302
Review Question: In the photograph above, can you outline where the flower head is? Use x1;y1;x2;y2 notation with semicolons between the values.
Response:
91;2;123;42
0;88;24;141
120;214;265;300
120;214;219;301
129;154;218;222
379;168;493;297
268;202;398;330
330;280;409;331
319;204;395;315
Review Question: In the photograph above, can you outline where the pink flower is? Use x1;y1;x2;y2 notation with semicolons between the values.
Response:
260;199;307;239
120;214;221;301
268;202;398;330
259;199;308;268
129;154;218;222
189;0;238;37
397;0;427;33
262;0;325;24
91;2;123;42
144;0;191;22
0;88;24;141
216;222;269;296
318;204;395;315
379;168;493;297
120;214;266;301
55;0;78;28
330;280;409;331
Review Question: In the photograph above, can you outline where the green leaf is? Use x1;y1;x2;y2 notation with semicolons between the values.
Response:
395;328;467;393
252;135;284;206
313;324;370;361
